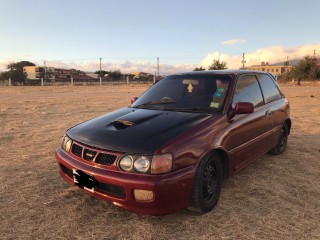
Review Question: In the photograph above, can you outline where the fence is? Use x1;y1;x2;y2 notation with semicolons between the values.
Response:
0;78;155;86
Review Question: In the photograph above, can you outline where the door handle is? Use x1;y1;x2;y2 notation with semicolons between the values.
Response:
265;110;272;117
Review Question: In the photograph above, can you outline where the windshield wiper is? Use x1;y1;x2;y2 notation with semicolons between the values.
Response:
159;106;203;112
133;98;177;108
160;106;220;113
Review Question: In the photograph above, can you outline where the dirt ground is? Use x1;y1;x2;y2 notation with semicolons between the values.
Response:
0;84;319;240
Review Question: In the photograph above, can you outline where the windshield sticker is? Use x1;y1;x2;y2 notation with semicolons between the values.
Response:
183;79;199;85
188;83;193;93
210;102;220;108
217;87;225;93
213;92;223;98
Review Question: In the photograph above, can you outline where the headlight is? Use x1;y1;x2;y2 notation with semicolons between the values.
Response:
119;155;133;172
61;135;72;152
118;154;172;174
134;156;150;173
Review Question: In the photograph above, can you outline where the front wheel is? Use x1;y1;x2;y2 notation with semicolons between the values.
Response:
268;124;288;155
188;154;223;213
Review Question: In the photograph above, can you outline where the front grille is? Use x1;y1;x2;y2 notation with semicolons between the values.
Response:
70;141;119;166
60;164;73;179
83;149;97;161
71;143;83;158
96;182;126;199
95;153;117;165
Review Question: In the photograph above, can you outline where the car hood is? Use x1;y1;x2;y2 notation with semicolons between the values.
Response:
67;107;213;154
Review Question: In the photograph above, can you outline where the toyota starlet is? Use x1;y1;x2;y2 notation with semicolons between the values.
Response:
55;70;291;215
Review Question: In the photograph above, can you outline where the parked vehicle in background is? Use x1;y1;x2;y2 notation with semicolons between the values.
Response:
55;70;291;215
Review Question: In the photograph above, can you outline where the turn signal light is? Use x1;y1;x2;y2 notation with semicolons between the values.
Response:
151;154;172;174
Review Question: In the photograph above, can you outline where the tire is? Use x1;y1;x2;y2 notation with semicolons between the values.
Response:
268;124;288;155
188;153;223;213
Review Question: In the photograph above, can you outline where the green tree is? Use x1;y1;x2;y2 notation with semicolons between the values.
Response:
193;66;206;71
0;61;35;84
108;70;122;80
291;56;319;85
94;70;110;77
208;59;227;70
70;69;82;75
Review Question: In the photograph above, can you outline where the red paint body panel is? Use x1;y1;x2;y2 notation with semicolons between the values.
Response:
56;148;195;216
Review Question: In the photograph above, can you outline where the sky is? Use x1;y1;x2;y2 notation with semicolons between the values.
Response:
1;0;320;74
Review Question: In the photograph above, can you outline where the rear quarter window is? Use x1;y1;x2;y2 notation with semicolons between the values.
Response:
257;74;282;103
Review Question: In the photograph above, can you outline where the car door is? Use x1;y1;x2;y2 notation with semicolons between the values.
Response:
256;74;286;143
224;74;274;172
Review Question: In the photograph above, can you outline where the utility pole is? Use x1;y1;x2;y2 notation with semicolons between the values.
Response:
241;53;246;69
314;49;316;58
157;57;159;78
99;57;102;85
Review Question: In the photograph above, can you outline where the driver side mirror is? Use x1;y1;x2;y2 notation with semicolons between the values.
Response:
228;102;254;118
131;97;138;104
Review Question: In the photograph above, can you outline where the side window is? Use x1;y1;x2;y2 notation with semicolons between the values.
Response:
232;75;264;108
257;74;282;103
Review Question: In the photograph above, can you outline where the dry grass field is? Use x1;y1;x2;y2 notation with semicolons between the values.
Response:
0;84;319;240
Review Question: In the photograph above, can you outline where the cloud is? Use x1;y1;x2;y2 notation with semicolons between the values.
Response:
222;39;246;45
1;44;319;75
200;44;320;69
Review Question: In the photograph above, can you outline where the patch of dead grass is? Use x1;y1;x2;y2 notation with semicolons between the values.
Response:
0;85;319;239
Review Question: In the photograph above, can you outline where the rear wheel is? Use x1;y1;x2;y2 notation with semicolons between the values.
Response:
269;124;288;155
188;154;223;213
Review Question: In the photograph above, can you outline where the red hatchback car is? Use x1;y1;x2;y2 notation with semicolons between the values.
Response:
55;70;291;215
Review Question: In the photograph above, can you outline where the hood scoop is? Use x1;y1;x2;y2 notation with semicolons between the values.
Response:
109;120;135;130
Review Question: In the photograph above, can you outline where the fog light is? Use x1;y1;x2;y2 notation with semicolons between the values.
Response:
133;189;154;201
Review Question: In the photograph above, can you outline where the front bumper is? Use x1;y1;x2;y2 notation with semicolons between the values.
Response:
55;147;195;216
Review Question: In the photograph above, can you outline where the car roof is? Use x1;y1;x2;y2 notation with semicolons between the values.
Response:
167;69;271;77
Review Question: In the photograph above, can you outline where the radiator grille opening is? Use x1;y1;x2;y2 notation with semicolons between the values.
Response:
71;143;83;158
95;153;117;165
83;149;97;161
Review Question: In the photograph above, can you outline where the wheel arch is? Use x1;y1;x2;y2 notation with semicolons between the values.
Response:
203;148;230;180
284;118;292;135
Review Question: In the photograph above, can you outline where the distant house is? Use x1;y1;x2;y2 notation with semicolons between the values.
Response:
23;66;98;82
54;68;72;81
72;73;96;82
86;73;99;79
23;66;55;80
245;62;292;77
23;66;72;81
131;72;151;78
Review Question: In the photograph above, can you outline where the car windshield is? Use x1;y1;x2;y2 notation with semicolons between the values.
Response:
131;74;231;113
